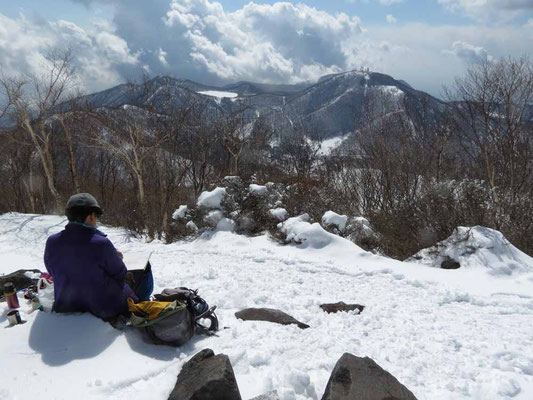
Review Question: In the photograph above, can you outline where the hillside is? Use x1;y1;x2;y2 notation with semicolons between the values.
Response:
1;213;532;399
78;70;445;139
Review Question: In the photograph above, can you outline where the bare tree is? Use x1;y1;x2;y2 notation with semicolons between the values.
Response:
445;56;533;229
0;48;77;211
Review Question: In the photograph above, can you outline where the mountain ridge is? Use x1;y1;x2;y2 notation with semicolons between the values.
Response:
78;69;446;139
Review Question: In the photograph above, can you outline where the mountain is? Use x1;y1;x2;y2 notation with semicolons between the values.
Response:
79;70;446;139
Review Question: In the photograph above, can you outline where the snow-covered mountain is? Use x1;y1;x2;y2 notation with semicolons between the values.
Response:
79;70;445;139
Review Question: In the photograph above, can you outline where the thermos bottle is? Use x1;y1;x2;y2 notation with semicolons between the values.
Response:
3;282;20;309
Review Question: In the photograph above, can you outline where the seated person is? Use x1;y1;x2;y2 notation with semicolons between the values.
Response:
44;193;142;321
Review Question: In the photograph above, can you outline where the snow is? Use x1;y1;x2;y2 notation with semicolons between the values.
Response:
186;221;198;231
321;211;348;232
249;184;267;196
197;91;238;99
171;205;188;220
269;208;288;221
318;136;346;156
378;85;403;97
197;187;227;209
409;226;533;276
279;214;362;251
1;212;533;400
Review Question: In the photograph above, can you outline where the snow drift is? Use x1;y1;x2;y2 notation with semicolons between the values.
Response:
408;226;533;276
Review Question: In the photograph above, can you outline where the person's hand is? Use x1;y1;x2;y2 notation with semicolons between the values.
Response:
117;250;124;259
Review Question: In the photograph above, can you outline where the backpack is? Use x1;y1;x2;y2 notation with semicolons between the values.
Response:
129;287;218;346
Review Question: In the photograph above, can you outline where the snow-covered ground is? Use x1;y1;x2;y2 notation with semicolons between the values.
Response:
1;213;532;400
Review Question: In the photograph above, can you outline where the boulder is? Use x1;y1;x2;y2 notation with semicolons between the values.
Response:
0;269;41;302
440;258;460;270
168;349;242;400
321;353;417;400
248;390;280;400
320;302;365;314
235;308;310;329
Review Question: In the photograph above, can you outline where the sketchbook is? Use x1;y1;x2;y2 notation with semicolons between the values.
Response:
123;251;153;272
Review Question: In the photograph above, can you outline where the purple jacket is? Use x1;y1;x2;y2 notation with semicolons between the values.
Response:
44;222;137;320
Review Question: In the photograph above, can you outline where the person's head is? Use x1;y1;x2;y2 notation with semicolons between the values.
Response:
65;193;103;227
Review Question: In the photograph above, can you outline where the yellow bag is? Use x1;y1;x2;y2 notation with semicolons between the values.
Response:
127;298;173;320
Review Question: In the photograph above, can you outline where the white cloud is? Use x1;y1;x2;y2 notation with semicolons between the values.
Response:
445;40;493;64
438;0;533;22
346;0;403;4
1;0;532;98
116;0;364;84
0;12;139;92
386;14;397;24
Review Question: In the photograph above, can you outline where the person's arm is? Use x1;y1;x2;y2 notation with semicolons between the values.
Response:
101;240;127;282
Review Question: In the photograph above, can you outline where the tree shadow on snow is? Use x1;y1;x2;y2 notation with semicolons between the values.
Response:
29;312;121;366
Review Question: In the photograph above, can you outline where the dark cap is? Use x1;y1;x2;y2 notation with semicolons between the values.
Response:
65;193;103;215
3;282;15;295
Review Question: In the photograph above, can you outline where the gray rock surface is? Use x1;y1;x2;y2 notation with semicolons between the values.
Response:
235;308;310;329
169;349;242;400
320;302;365;314
441;258;461;269
321;353;417;400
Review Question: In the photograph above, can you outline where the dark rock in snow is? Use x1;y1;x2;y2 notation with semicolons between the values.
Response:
320;302;365;314
249;390;280;400
440;258;461;270
235;308;310;329
0;269;41;301
321;353;417;400
169;348;242;400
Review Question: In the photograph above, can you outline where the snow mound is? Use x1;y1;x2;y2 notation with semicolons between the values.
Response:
249;184;267;195
279;214;356;250
269;207;288;221
409;226;533;276
172;205;188;220
197;187;227;209
321;210;348;232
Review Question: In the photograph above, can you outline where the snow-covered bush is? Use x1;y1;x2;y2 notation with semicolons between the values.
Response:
345;217;381;252
321;211;348;233
171;176;290;237
408;226;533;275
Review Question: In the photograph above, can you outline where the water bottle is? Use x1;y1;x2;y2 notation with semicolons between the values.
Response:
3;282;20;309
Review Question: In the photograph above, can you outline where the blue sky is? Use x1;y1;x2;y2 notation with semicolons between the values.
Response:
1;1;532;97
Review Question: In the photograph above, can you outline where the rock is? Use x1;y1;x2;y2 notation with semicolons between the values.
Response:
441;258;460;270
0;269;41;302
235;308;310;329
321;353;417;400
320;302;365;314
169;348;242;400
249;390;280;400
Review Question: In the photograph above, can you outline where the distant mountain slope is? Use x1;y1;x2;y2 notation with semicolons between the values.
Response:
79;70;446;139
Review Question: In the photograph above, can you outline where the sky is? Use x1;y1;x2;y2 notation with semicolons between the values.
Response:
1;0;532;98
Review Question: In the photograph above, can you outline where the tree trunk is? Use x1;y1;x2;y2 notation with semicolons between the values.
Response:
22;117;62;212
